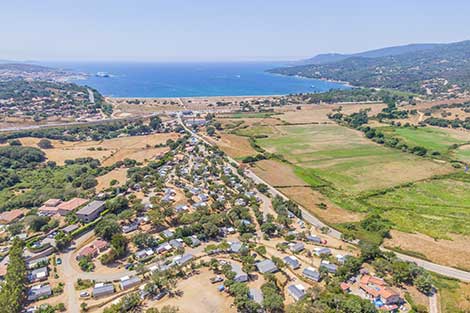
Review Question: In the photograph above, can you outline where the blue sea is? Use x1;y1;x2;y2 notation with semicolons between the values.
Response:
44;62;349;98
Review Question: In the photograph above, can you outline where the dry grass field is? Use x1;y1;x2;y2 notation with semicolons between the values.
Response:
96;168;128;191
251;159;307;187
277;102;386;124
208;133;258;159
280;186;363;224
8;133;179;166
384;230;470;270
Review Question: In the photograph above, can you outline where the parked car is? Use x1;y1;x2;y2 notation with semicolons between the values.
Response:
56;258;62;265
79;291;89;298
210;276;224;284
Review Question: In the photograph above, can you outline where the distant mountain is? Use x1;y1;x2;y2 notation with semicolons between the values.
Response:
0;63;53;72
300;43;443;65
271;40;470;95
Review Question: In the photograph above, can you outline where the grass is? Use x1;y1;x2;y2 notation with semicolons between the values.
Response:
432;274;470;313
252;124;453;193
365;174;470;238
454;145;470;162
378;126;467;155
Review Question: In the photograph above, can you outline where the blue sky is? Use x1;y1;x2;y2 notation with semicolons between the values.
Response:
1;0;469;61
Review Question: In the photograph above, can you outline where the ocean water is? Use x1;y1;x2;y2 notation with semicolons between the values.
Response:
44;62;349;98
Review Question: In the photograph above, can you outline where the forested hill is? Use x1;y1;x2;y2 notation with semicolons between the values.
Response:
300;43;442;65
272;40;470;96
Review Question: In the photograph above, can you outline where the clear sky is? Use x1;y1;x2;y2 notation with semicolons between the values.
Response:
1;0;469;62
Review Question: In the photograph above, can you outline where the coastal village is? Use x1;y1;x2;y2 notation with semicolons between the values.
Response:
0;111;418;313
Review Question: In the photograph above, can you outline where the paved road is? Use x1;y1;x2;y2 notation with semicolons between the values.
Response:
386;249;470;283
429;291;439;313
178;113;470;283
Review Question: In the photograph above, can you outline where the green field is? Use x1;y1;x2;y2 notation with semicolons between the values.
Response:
251;124;454;194
365;175;470;238
379;126;468;155
454;145;470;163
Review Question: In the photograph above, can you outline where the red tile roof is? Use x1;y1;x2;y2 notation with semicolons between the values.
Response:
57;198;88;212
0;209;24;224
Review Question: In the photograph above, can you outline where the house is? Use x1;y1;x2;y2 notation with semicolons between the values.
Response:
92;283;115;298
256;259;278;274
249;288;263;305
360;275;402;305
340;282;351;293
155;243;172;254
38;199;63;216
120;276;141;290
188;236;201;247
336;254;349;264
320;261;337;274
174;253;193;266
287;284;306;302
0;209;24;224
122;223;139;233
27;284;52;301
136;248;154;260
77;239;109;260
230;242;243;254
76;200;105;223
169;239;184;249
314;247;331;257
161;229;174;238
306;235;323;244
303;267;321;282
62;224;79;235
231;263;248;283
283;256;300;270
175;204;189;213
57;197;88;216
289;242;305;253
29;267;48;282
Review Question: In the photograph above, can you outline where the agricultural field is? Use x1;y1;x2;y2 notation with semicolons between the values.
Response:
5;133;178;166
207;133;257;159
378;125;469;156
365;175;470;239
277;102;386;124
454;145;470;163
252;124;454;193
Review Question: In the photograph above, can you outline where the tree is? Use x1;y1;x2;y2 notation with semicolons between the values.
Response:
27;215;50;232
95;215;121;241
414;273;433;295
37;139;53;149
149;116;162;130
0;238;27;313
81;176;98;190
110;233;128;258
206;126;215;136
106;196;129;214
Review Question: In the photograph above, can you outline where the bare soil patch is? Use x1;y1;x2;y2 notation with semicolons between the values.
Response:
147;268;236;313
384;230;470;270
251;159;306;187
280;186;363;224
